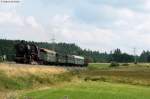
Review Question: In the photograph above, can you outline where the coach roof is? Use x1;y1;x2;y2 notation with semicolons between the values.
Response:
40;48;56;54
72;55;84;60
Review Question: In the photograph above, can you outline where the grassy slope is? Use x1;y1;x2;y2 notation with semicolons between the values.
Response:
0;63;71;98
23;81;150;99
0;63;68;90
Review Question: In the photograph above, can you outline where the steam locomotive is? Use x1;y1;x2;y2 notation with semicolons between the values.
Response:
15;41;88;66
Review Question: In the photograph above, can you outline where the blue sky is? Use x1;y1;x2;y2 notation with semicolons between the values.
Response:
0;0;150;54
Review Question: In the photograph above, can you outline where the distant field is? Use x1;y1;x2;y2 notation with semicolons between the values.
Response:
85;63;150;86
88;63;110;69
88;63;150;69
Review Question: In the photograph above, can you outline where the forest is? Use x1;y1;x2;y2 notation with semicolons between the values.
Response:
0;39;149;63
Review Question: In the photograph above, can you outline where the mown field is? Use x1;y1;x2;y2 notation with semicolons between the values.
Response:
1;63;150;99
23;81;150;99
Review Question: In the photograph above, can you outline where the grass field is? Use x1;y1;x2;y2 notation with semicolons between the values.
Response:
1;63;150;99
21;63;150;99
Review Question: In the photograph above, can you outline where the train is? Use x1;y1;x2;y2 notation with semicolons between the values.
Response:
15;41;88;67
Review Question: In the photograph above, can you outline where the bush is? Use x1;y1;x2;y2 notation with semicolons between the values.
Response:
84;76;106;82
0;56;3;62
122;63;129;66
110;62;119;67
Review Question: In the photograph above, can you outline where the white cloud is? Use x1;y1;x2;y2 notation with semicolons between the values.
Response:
0;11;49;42
0;11;24;26
26;16;40;28
142;0;150;10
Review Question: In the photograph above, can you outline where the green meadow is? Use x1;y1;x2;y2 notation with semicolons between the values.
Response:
23;81;150;99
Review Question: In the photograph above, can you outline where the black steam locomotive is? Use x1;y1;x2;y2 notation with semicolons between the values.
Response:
15;41;88;66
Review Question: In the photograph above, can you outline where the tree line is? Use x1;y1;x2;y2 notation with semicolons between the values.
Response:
0;39;149;63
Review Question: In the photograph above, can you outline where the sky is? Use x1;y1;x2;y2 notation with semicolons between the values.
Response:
0;0;150;54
